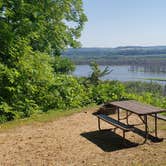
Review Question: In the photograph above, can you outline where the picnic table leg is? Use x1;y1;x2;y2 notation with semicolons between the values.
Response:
154;113;157;138
126;111;129;125
144;115;148;142
117;107;120;121
123;130;125;139
153;113;163;142
98;117;101;130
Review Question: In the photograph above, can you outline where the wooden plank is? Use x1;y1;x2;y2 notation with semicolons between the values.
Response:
110;100;166;115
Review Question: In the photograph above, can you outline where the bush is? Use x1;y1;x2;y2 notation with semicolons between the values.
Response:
0;41;55;119
0;41;91;122
45;75;91;109
51;56;75;74
91;81;125;104
0;102;15;123
124;92;166;109
124;81;164;96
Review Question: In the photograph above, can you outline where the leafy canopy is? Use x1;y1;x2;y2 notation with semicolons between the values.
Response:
0;0;87;60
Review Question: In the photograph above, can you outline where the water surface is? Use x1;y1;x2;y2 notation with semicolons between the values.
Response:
73;65;166;84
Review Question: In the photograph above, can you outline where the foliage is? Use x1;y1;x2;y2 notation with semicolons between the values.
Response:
51;56;75;74
124;81;164;96
87;62;112;85
0;0;87;123
0;102;15;123
125;92;166;109
91;81;125;104
0;0;87;57
0;44;54;119
0;53;87;121
123;81;166;110
40;75;91;110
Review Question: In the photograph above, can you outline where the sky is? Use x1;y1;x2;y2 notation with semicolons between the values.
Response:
80;0;166;47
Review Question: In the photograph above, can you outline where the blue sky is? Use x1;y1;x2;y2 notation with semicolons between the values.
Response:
80;0;166;47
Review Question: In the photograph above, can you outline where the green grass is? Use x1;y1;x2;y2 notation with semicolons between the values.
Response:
0;103;165;132
0;105;97;132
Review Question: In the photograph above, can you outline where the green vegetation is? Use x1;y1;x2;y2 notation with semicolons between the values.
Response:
0;1;165;125
0;105;97;132
0;0;87;56
52;56;75;74
124;81;165;96
85;62;112;85
0;0;88;123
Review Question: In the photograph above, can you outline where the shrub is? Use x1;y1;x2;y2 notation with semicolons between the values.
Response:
91;81;125;104
45;75;91;109
51;56;75;74
124;92;166;109
0;102;15;123
124;81;164;96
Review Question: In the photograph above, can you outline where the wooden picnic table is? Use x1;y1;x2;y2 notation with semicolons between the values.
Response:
95;100;166;143
110;100;166;142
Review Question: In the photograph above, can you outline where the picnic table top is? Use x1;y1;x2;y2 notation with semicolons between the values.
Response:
110;100;166;115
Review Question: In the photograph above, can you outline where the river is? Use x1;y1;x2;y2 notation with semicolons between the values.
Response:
73;65;166;84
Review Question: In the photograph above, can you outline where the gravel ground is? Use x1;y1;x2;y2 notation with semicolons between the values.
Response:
0;108;166;166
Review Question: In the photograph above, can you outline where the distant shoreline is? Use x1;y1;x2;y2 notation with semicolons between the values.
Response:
63;47;166;72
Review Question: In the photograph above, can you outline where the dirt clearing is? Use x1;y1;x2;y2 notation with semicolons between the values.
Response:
0;108;166;166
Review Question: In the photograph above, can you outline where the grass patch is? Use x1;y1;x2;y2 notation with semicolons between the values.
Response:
0;104;97;132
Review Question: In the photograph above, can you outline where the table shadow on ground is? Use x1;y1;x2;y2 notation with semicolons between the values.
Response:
81;130;138;152
132;126;164;143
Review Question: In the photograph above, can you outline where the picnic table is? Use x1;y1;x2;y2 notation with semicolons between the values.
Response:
96;100;166;143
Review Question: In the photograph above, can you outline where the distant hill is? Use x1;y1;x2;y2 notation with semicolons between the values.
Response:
63;46;166;57
62;46;166;67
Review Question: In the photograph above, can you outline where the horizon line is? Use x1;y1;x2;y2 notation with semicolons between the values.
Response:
71;45;166;49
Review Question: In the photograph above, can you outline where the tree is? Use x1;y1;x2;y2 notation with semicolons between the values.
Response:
0;0;87;63
88;62;113;85
0;0;87;122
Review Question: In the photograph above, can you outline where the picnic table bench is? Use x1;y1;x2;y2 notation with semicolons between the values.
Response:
97;114;133;139
95;100;166;143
